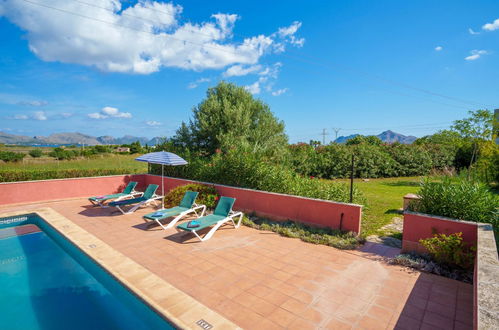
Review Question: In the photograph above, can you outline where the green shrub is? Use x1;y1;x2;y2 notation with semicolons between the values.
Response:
0;168;136;182
28;149;43;158
49;147;78;160
0;151;25;162
163;183;219;209
410;177;498;226
420;232;475;270
387;144;433;176
155;150;364;204
243;217;363;249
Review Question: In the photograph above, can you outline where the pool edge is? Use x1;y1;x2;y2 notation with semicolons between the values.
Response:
0;207;240;330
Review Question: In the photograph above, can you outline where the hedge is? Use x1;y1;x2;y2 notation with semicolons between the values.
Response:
0;169;137;182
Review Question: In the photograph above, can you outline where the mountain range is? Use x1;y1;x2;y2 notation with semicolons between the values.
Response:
334;130;417;144
0;130;418;146
0;132;163;146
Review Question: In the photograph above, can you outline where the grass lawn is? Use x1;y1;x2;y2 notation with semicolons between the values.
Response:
0;154;147;172
337;177;423;237
0;154;148;182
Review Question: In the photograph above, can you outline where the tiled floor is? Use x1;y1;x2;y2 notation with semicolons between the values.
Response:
0;199;474;329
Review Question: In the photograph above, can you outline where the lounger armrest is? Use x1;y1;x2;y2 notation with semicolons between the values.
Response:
192;204;207;217
228;211;244;228
131;190;144;197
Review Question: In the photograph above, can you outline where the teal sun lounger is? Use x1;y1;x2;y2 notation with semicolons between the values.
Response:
108;184;162;214
88;181;140;207
176;196;243;242
143;191;206;230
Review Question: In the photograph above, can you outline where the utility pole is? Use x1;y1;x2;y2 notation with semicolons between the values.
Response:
320;128;329;145
332;128;341;143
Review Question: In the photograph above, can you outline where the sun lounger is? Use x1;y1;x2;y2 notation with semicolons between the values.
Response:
108;184;162;214
176;196;243;242
88;181;141;207
143;191;206;230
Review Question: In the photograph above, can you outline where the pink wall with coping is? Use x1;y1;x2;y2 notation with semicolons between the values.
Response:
402;211;478;253
0;174;146;205
0;174;363;233
145;175;363;233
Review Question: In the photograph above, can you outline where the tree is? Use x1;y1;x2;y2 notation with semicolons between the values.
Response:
345;135;382;146
129;141;143;154
171;81;288;156
451;109;494;168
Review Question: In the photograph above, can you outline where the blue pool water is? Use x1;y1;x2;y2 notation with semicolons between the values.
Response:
0;214;174;330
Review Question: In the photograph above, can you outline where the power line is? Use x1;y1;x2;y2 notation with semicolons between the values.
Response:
21;0;494;110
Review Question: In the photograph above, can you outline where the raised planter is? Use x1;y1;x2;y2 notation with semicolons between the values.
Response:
402;211;478;253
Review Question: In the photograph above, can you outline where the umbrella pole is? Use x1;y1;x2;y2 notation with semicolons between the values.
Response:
161;164;164;209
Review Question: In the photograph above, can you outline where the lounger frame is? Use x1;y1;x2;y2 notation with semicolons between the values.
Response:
177;210;243;242
113;194;163;215
146;203;207;230
90;190;143;207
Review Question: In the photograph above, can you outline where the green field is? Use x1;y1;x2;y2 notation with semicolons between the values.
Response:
338;177;422;237
0;154;147;172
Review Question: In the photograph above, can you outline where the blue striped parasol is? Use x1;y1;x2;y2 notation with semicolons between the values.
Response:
135;151;188;208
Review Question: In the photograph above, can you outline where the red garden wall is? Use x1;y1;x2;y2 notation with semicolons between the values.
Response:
0;174;146;206
145;175;363;233
402;211;478;253
0;174;363;233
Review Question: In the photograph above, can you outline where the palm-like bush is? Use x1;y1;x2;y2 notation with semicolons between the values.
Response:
410;178;498;226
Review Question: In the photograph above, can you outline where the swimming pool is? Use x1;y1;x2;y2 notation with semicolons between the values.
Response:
0;213;175;330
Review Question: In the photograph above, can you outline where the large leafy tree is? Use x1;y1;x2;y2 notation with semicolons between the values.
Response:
172;81;288;156
451;109;495;167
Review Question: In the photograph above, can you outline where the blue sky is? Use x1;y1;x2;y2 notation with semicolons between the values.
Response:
0;0;498;143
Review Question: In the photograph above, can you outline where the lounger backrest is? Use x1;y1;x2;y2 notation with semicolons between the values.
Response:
179;191;198;208
123;181;138;194
142;184;159;199
213;197;236;217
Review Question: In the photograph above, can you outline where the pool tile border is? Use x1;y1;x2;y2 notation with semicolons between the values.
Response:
0;207;240;330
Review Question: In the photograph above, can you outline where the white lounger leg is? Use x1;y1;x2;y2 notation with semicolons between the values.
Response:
190;211;244;242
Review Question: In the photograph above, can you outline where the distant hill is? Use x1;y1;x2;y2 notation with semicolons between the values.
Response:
0;131;163;146
334;130;417;144
334;134;359;144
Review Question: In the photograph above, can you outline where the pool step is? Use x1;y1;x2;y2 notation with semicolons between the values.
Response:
0;224;41;239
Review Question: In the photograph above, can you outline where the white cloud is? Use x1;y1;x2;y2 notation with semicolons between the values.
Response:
223;64;262;77
88;112;107;119
88;106;132;119
274;21;305;52
32;111;47;120
244;81;261;94
243;63;285;95
271;88;288;96
464;49;488;61
11;111;47;120
468;28;480;35
483;18;499;31
145;120;161;126
0;1;303;74
434;46;443;51
60;112;73;118
187;77;211;89
17;100;48;106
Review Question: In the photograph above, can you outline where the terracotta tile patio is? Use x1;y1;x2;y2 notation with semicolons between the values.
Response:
0;199;473;329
